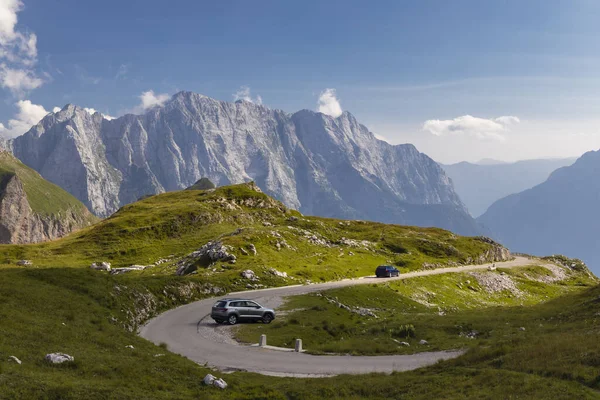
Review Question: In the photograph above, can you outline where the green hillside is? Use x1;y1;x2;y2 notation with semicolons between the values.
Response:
0;182;508;286
1;182;598;399
0;151;95;221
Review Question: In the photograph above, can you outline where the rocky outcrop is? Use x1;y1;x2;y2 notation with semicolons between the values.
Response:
0;173;93;244
8;92;480;235
176;241;236;275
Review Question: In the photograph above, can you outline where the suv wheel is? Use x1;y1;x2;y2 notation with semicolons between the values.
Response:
262;314;273;324
227;314;238;325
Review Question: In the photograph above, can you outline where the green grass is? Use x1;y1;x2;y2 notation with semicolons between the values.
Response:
1;183;599;398
1;265;600;399
0;182;509;286
235;264;597;355
0;152;94;220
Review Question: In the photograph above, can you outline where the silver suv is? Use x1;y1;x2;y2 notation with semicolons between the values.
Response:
211;298;276;325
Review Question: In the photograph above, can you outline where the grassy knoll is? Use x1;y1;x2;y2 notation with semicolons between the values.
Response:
0;183;506;284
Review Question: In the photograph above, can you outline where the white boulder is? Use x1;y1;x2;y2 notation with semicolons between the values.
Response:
90;262;111;272
203;374;216;385
45;353;74;364
269;268;288;278
8;356;21;364
213;378;228;389
16;260;32;266
241;269;259;281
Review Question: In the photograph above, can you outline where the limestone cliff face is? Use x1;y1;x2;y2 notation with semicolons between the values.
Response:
0;173;95;244
9;92;481;235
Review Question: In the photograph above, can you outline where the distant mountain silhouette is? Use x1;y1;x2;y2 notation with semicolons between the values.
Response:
477;150;600;272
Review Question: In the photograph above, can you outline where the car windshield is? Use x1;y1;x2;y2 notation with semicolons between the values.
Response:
213;301;227;308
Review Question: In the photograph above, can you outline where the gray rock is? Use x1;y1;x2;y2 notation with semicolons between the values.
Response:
213;378;228;389
16;260;32;266
248;244;257;256
268;268;288;278
203;374;216;385
111;265;146;275
90;262;111;272
241;269;258;281
45;353;74;364
176;241;236;275
8;356;21;364
419;339;429;345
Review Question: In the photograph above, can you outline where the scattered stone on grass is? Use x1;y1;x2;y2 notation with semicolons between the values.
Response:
249;244;257;256
16;260;32;266
8;356;21;364
469;272;523;297
90;262;111;272
269;268;288;278
45;353;74;364
213;378;228;389
203;374;216;385
241;269;259;281
111;265;147;275
125;345;134;349
419;339;429;345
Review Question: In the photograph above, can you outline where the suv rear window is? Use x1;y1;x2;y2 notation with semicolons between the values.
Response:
214;301;227;308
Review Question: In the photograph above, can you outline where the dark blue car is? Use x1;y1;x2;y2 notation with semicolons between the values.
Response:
375;265;400;278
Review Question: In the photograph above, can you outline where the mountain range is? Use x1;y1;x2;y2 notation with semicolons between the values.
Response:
442;158;576;217
1;91;480;236
478;150;600;271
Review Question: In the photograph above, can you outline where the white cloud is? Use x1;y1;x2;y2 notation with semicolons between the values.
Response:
124;90;171;115
52;106;60;113
82;107;114;120
232;86;262;104
0;63;42;95
0;0;42;96
0;99;52;138
422;115;520;141
494;116;520;125
317;88;343;118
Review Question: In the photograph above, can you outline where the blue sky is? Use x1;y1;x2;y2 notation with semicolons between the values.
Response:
2;0;600;162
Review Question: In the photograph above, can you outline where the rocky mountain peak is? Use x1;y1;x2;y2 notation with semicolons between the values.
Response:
6;91;479;235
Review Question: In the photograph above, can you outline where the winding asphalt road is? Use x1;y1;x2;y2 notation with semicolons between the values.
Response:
140;256;533;376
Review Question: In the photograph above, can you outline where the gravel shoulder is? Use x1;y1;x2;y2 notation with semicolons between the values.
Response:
140;256;534;377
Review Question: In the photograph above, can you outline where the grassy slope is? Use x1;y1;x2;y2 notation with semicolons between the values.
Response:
0;152;95;220
1;264;599;399
1;183;598;398
0;183;502;286
235;264;596;355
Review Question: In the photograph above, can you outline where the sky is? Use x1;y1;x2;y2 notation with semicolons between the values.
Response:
2;0;600;163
